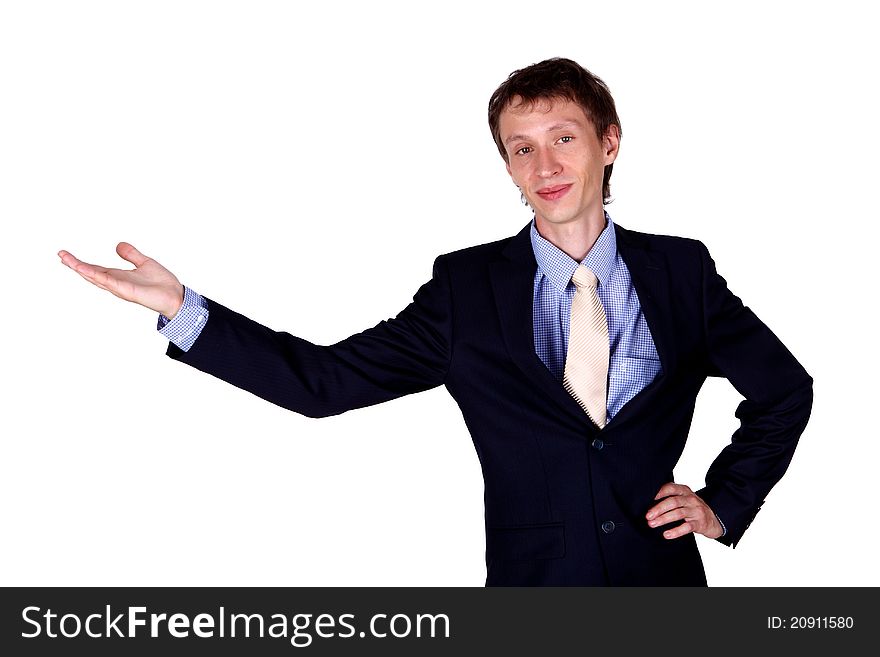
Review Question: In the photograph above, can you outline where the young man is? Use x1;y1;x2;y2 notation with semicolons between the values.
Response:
59;58;812;585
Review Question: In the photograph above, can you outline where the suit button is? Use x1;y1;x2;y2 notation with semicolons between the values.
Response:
601;521;615;533
592;438;604;450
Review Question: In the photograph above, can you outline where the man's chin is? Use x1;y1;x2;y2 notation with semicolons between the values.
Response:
534;210;577;226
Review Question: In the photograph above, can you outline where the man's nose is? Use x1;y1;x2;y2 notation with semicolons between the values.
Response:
535;148;561;178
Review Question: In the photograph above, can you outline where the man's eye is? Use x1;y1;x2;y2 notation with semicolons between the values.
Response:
515;146;532;156
559;135;573;144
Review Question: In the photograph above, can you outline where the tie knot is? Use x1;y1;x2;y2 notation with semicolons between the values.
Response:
571;265;598;290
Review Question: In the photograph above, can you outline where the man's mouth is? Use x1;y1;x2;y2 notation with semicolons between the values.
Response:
536;184;573;201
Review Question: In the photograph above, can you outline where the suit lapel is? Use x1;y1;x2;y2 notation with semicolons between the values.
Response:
606;223;678;429
490;221;599;431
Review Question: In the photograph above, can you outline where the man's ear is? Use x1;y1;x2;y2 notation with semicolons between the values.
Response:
603;124;621;165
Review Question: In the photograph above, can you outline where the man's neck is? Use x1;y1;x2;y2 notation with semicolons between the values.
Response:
534;211;607;263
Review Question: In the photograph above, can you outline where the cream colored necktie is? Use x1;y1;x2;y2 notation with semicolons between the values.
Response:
563;265;609;428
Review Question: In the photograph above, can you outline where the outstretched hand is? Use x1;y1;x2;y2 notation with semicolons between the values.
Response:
58;242;184;319
645;482;724;540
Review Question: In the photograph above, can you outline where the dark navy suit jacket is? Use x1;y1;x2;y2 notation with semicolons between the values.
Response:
166;220;813;586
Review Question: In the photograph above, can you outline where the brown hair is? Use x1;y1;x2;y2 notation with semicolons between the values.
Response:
488;57;622;204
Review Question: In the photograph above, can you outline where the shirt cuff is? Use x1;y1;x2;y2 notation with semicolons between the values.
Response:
715;512;727;537
157;285;209;352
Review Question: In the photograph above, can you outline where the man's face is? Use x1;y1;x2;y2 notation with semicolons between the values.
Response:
499;96;619;230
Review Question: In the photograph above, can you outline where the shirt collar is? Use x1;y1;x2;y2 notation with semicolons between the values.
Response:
529;210;617;294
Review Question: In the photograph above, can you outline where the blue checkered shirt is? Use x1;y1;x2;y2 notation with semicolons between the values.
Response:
530;211;661;421
157;211;726;536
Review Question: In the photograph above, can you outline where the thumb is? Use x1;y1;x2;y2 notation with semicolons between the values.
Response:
116;242;149;267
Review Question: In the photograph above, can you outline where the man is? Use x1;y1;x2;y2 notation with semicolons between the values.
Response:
59;57;812;586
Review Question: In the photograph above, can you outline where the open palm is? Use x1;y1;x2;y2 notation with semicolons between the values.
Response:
58;242;184;318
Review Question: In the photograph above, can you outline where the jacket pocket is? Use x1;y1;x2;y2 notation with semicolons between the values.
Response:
486;521;565;562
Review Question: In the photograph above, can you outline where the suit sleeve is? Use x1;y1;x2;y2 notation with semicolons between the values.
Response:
164;255;453;418
691;241;813;548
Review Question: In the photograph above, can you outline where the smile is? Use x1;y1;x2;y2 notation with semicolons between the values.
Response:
536;184;572;201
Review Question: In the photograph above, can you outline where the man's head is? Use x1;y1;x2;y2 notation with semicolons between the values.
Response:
488;58;622;226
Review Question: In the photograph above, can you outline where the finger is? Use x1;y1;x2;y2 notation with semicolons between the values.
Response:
646;495;688;520
662;521;695;540
74;269;111;293
59;250;98;275
88;267;130;295
69;258;113;282
116;242;149;267
67;258;126;294
60;250;132;298
58;250;86;270
648;507;687;528
653;482;691;500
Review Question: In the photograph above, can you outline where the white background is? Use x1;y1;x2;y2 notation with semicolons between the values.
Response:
1;1;877;586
